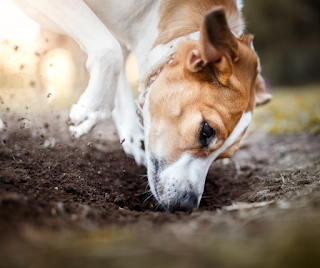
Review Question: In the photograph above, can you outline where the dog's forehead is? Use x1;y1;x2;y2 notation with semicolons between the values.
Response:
148;62;246;126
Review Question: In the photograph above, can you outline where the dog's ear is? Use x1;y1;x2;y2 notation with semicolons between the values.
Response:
187;6;239;84
254;74;272;106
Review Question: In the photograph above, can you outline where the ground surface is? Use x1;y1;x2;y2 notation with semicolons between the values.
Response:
1;96;320;267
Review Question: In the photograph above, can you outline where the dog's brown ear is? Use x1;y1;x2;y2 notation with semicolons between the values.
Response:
187;6;239;84
255;74;272;106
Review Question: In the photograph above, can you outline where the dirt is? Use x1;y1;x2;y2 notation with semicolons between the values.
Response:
1;109;320;268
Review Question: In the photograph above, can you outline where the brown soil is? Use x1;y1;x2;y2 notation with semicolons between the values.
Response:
1;110;320;267
0;111;258;228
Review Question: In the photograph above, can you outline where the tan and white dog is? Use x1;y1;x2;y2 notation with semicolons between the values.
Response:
11;0;271;212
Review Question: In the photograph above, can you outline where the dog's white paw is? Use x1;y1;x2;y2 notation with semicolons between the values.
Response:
68;103;110;138
121;134;146;167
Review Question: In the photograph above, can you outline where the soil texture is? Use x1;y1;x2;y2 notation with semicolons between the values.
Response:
0;111;320;268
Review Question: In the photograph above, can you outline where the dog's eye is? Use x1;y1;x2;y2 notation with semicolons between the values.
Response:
200;122;215;147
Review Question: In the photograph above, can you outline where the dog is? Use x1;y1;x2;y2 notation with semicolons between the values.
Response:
11;0;271;212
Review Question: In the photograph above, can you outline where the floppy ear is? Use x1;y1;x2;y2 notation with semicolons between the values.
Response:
187;6;239;84
255;74;272;106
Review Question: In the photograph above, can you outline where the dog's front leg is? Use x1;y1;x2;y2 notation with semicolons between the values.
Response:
112;47;146;166
27;0;122;137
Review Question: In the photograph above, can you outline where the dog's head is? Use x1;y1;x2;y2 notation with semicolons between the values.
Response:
143;6;271;212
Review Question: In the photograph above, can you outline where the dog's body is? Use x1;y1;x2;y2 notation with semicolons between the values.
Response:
11;0;271;212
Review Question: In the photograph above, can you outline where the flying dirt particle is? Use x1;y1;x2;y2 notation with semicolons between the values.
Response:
18;117;27;121
20;64;25;70
44;137;56;148
20;122;26;129
45;38;49;43
30;81;36;87
49;63;54;67
47;93;52;98
40;133;44;138
120;138;125;145
34;51;41;57
6;108;10;112
44;123;49;128
13;45;19;52
2;139;6;144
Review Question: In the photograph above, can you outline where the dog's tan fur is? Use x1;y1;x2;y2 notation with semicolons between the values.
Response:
148;2;269;165
149;36;258;164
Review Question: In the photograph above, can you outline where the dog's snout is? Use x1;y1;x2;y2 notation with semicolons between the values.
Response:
168;191;198;213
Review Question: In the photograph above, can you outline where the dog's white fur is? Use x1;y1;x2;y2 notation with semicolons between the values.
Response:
12;0;164;165
9;0;254;211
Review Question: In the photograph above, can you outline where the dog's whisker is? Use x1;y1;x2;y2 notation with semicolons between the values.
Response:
135;190;151;196
201;195;213;199
141;181;149;186
125;154;135;159
154;202;161;211
144;183;150;192
161;203;170;213
141;121;157;134
142;193;153;205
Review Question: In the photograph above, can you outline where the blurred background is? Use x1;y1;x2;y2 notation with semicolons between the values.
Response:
244;0;320;86
0;0;319;133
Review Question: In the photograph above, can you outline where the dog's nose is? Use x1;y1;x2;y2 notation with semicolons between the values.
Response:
168;191;198;212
